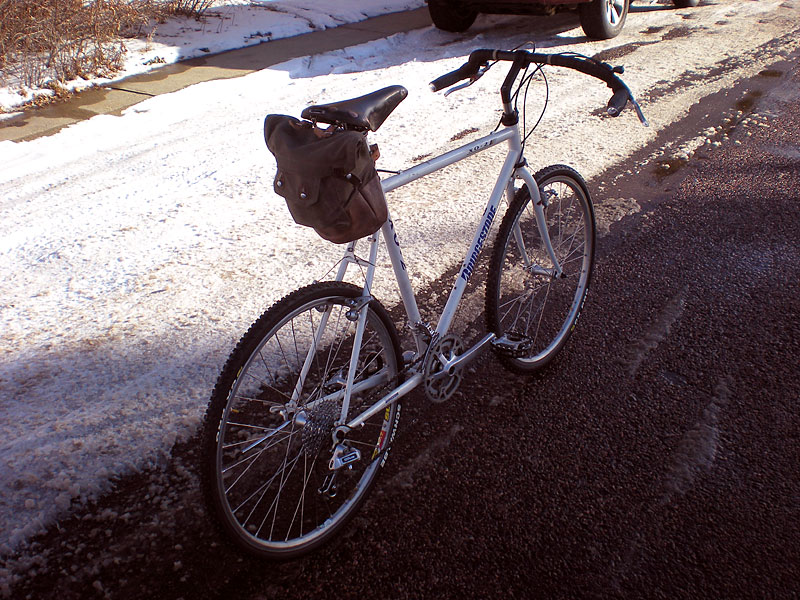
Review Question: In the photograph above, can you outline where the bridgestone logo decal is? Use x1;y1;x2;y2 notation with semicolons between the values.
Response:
460;205;496;282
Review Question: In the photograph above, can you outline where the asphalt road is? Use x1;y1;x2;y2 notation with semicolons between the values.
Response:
5;11;800;600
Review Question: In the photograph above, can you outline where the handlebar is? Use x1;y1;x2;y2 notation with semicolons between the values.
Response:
606;87;630;117
430;49;648;125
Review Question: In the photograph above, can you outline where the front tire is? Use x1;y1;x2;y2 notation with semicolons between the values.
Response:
486;165;595;373
201;282;402;559
428;0;478;32
579;0;629;40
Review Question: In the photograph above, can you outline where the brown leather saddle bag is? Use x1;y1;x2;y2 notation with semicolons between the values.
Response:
264;114;387;244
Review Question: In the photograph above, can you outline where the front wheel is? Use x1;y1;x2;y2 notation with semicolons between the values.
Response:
579;0;629;40
486;165;596;374
201;282;402;559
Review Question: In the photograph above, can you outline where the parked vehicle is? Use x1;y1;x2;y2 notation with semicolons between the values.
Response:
427;0;700;40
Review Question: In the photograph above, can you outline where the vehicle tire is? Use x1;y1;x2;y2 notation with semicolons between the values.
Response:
486;165;595;374
673;0;700;7
201;281;402;559
578;0;629;40
428;0;478;32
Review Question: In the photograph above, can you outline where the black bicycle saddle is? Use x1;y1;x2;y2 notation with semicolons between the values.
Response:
301;85;408;132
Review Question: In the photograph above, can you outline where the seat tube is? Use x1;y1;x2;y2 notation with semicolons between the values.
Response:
381;216;423;326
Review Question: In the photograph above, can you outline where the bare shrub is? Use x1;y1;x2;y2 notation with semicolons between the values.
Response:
166;0;215;18
0;0;216;95
0;0;156;88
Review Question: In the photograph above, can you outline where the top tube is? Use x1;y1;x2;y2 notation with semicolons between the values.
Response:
380;126;516;194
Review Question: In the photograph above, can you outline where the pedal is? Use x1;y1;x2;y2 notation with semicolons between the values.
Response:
491;332;534;358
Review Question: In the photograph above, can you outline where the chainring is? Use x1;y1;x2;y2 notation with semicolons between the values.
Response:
423;334;465;403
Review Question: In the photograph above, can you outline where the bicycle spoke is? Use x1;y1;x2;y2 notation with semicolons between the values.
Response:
223;428;291;450
224;421;282;431
263;433;304;540
241;369;294;402
286;451;321;541
223;431;294;489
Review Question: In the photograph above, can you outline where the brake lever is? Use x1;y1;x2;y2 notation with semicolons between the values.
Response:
443;64;489;97
443;80;473;97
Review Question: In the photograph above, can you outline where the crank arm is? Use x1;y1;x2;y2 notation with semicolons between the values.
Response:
428;333;496;381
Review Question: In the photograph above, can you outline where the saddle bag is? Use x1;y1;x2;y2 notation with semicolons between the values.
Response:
264;114;388;244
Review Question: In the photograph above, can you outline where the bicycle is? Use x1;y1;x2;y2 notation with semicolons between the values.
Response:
200;48;648;559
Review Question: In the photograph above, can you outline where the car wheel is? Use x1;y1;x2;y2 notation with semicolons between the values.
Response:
428;0;478;33
673;0;700;7
578;0;629;40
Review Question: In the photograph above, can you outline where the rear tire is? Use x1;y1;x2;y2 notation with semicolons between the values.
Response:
201;282;402;559
428;0;478;32
579;0;629;40
673;0;700;7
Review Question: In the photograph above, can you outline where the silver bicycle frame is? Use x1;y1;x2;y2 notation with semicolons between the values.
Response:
289;120;565;431
312;118;564;431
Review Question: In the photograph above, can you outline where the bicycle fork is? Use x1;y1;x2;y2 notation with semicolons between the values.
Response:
514;167;564;278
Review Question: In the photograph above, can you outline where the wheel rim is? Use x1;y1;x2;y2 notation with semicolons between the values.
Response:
214;295;398;552
605;0;626;25
496;177;593;364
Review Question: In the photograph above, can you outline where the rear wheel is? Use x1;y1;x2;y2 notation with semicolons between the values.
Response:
673;0;700;7
428;0;478;32
579;0;629;40
201;282;402;559
486;165;595;373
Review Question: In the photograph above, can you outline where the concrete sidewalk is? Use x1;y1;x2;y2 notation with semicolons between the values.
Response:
0;7;431;143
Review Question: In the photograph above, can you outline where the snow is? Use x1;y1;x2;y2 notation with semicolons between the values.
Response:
0;0;792;559
0;0;426;111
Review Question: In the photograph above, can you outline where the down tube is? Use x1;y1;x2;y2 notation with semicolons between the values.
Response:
436;145;521;336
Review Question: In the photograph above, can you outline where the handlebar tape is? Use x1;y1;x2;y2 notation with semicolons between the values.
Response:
429;49;626;95
430;63;480;92
606;87;630;116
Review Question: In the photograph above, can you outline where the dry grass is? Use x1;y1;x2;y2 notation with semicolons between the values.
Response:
168;0;215;17
0;0;214;90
